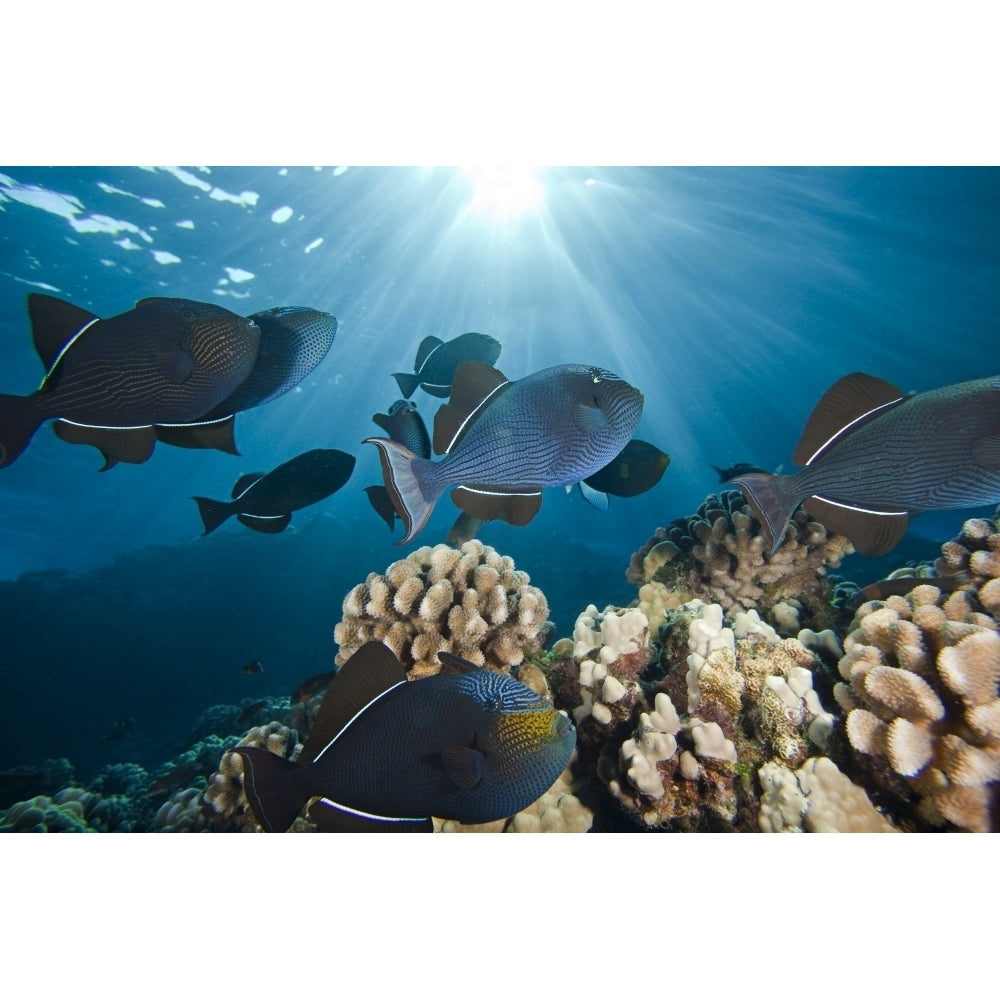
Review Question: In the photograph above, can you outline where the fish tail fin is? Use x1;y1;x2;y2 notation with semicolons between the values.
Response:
363;437;437;544
233;747;309;832
391;372;420;398
730;471;802;555
191;495;233;535
0;393;40;468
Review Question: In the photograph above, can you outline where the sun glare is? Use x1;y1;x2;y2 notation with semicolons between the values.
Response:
462;166;544;220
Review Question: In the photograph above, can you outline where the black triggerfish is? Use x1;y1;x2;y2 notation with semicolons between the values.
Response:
366;361;644;543
732;371;1000;556
234;641;576;832
192;448;355;535
392;332;502;398
0;293;261;468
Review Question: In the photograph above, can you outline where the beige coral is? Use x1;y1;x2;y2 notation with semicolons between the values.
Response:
837;522;1000;831
334;540;552;678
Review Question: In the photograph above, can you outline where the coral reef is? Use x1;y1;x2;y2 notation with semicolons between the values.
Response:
626;489;853;634
334;540;552;678
835;579;1000;832
758;757;896;832
0;786;136;832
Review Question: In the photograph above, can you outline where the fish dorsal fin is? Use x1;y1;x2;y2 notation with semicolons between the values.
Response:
414;335;444;373
155;416;239;456
134;297;177;309
441;745;484;790
232;473;266;498
299;641;408;764
437;650;483;674
28;293;100;372
433;361;510;455
793;372;906;467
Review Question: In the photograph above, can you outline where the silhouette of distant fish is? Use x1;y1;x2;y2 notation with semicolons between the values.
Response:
291;669;337;705
579;438;670;509
153;306;338;454
366;361;644;544
237;699;268;727
392;332;501;398
234;641;576;832
0;293;261;468
365;400;431;530
732;372;1000;556
243;659;264;675
192;448;356;535
712;461;767;483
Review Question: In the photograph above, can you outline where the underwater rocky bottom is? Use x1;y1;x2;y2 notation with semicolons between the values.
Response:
3;491;998;833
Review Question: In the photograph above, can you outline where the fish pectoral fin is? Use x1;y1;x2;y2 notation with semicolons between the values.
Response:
971;433;1000;471
160;348;196;384
572;400;609;434
792;372;905;466
155;416;239;455
451;485;542;526
802;496;910;557
53;420;156;468
308;798;432;833
441;746;484;790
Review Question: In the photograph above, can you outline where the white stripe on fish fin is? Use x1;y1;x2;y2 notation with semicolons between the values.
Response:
310;680;408;763
803;396;904;465
38;317;100;389
315;797;429;824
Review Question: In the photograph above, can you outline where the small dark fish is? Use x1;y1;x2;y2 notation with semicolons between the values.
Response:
144;763;200;799
243;660;264;676
0;293;261;468
365;400;431;529
580;438;670;508
366;362;644;543
237;699;268;726
291;669;337;705
192;448;356;535
733;372;1000;557
102;718;135;742
234;641;576;832
712;462;768;483
392;332;502;399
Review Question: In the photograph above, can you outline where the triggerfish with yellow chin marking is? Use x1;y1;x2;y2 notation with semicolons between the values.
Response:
366;361;644;544
234;641;576;832
0;293;261;468
732;372;1000;557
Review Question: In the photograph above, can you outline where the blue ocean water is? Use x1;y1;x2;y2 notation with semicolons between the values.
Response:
1;166;998;814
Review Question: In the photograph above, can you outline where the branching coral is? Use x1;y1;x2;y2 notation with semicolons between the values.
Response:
627;490;853;633
334;540;552;678
0;786;136;832
835;577;1000;832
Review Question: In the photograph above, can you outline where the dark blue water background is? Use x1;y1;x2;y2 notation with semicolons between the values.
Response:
1;166;998;778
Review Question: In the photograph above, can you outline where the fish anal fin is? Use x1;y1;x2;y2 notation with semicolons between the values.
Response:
299;642;408;764
793;372;906;467
802;496;910;557
236;512;292;534
442;745;484;790
27;294;99;371
155;416;239;455
432;361;510;455
53;420;155;467
231;472;266;499
971;433;1000;471
307;798;432;833
451;485;542;526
